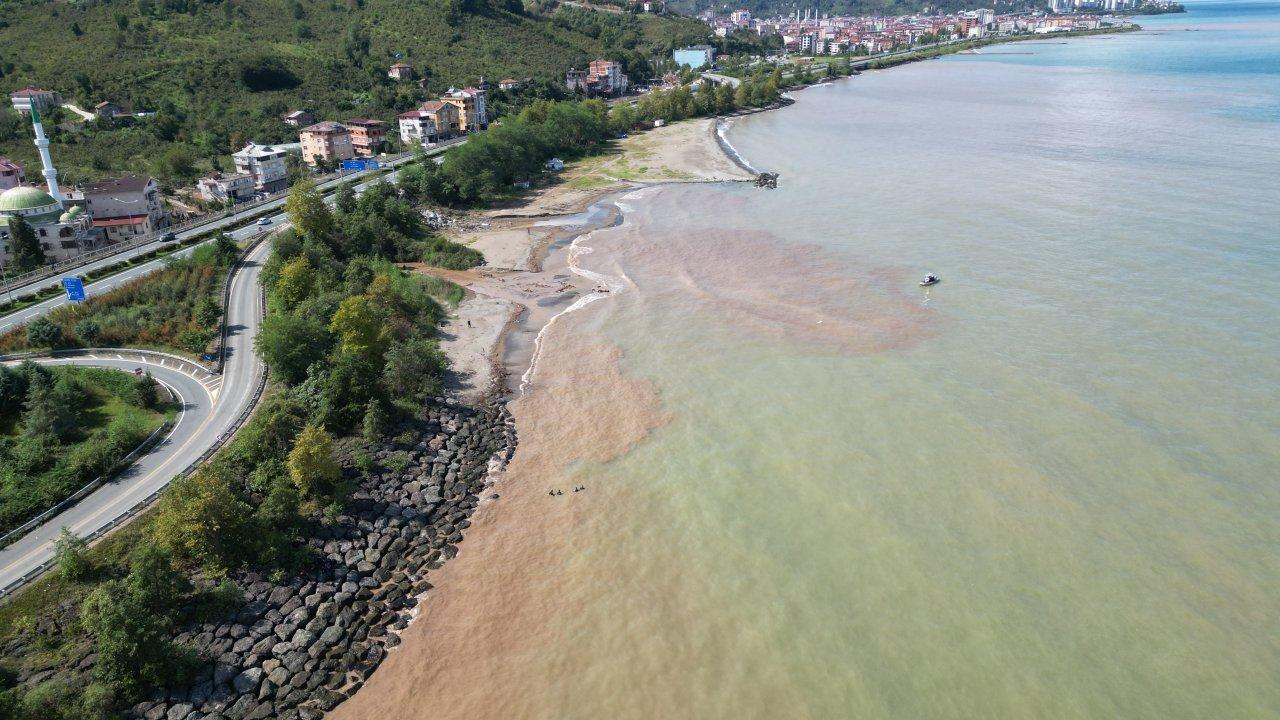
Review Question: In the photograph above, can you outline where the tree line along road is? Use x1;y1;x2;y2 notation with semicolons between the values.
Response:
0;154;440;598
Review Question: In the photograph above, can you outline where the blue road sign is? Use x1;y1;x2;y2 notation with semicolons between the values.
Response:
341;158;381;172
62;276;86;302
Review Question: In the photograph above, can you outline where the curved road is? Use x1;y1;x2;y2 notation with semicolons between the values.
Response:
0;235;270;596
0;153;435;596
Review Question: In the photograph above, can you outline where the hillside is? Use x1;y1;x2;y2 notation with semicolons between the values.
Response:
0;0;709;186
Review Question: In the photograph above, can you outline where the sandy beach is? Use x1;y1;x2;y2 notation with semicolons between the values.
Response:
412;117;754;403
327;117;755;718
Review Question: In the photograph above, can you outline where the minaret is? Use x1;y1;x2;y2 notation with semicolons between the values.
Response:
29;104;63;208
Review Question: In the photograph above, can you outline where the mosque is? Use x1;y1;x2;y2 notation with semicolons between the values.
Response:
0;104;96;271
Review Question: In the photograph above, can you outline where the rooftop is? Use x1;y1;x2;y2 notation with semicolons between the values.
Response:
302;121;349;134
76;174;155;195
0;185;58;213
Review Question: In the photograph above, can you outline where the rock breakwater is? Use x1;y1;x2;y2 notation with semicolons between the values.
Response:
126;398;516;720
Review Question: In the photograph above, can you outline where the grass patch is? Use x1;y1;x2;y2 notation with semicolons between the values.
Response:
0;366;174;536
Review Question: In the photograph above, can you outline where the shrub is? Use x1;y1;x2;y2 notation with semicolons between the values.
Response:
25;316;63;347
54;527;90;581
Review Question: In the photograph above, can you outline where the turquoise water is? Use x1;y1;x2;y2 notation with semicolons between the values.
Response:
452;4;1280;718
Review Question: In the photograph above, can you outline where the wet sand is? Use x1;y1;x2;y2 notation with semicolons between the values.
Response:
332;118;752;719
410;118;754;402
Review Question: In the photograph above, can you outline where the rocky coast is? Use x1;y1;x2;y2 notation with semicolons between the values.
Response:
121;400;516;720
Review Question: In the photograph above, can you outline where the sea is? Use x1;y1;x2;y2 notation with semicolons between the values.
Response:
340;3;1280;718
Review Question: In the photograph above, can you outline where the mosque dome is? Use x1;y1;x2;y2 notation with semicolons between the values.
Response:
0;185;61;221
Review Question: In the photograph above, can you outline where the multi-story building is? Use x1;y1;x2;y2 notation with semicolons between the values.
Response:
418;101;461;138
566;68;590;92
0;186;96;268
9;87;60;115
673;45;716;70
0;159;24;190
588;59;629;96
299;121;355;166
398;109;440;147
441;87;487;133
345;118;388;157
197;172;255;204
64;175;168;243
232;142;292;194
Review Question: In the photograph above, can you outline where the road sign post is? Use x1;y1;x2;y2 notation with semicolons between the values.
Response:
62;276;86;302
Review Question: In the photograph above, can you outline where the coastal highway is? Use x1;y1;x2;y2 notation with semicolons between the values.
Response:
0;138;462;334
0;237;269;597
0;150;437;597
0;135;467;319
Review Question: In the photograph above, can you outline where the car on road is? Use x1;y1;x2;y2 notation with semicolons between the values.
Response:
160;232;178;242
256;217;273;226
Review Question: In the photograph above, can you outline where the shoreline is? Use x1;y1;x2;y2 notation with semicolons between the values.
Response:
333;25;1133;715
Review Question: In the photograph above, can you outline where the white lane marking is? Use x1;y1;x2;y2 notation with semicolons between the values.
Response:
0;366;203;574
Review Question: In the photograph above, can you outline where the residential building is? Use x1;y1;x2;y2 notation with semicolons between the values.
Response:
282;110;313;128
94;101;123;121
388;63;416;81
63;175;168;243
673;45;716;70
0;187;96;268
498;78;522;91
197;172;255;204
398;109;440;147
299;121;355;166
9;87;60;115
345;118;388;157
416;101;461;138
587;59;629;96
566;68;590;92
442;87;487;132
232;142;292;193
0;159;24;191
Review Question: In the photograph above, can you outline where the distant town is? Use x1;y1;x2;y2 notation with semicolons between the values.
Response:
0;0;1160;274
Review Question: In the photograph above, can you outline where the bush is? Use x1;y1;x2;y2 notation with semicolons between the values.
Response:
54;527;90;581
420;235;484;270
25;316;63;347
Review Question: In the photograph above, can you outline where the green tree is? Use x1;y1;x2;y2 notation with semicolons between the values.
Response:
125;543;190;616
136;370;160;409
7;216;45;272
214;232;239;261
194;295;222;327
153;470;253;571
287;424;342;500
22;371;71;440
284;180;335;243
254;312;330;386
80;579;189;700
329;294;388;357
362;397;391;442
274;255;317;306
383;336;448;402
74;317;102;343
25;316;62;347
54;527;90;581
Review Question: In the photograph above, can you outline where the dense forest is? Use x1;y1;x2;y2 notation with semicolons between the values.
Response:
0;0;710;184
